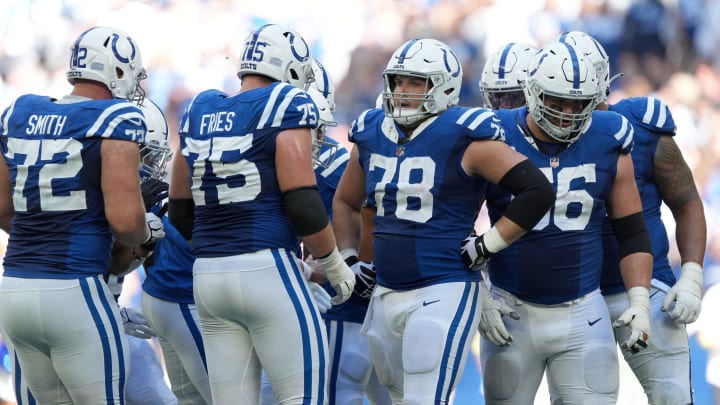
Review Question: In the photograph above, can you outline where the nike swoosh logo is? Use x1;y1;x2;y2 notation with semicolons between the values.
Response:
128;118;142;126
422;300;440;306
649;290;660;299
588;318;602;326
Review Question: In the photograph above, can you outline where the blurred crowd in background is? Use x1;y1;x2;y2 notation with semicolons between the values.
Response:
1;0;720;403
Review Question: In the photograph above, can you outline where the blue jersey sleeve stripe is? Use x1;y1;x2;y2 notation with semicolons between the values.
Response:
455;107;482;125
320;151;349;178
1;101;16;136
271;87;303;128
257;84;284;129
352;109;371;135
87;104;144;138
466;110;494;131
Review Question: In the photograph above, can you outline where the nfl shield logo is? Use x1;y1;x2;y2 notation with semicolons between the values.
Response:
550;157;559;168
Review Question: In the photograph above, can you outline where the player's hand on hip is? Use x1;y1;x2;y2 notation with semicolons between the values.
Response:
351;261;376;300
120;307;157;339
461;233;493;271
662;262;703;324
308;282;332;313
613;286;651;354
317;247;356;305
479;282;519;346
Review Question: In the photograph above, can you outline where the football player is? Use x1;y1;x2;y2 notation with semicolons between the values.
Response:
479;42;538;109
132;99;213;405
168;24;355;404
332;37;555;403
559;30;707;405
474;41;653;404
0;26;164;404
261;58;391;405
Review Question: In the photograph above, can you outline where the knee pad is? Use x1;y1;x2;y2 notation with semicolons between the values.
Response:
402;318;444;375
647;382;691;405
483;351;522;400
339;350;372;384
583;345;619;394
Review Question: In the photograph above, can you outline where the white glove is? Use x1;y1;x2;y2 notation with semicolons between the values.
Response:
478;281;519;346
613;286;651;354
308;282;332;313
461;227;508;271
317;247;356;305
120;307;157;339
140;212;165;251
662;262;703;324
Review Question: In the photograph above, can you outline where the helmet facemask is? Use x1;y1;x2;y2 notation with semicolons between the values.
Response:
524;42;601;143
139;100;172;180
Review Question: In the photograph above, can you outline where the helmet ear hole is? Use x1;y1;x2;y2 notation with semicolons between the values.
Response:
116;67;124;79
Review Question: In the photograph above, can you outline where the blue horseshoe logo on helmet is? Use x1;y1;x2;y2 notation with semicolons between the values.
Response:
286;31;309;62
442;48;461;78
111;33;136;64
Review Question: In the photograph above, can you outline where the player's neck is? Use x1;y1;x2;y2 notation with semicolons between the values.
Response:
240;75;276;92
70;81;113;100
595;101;609;111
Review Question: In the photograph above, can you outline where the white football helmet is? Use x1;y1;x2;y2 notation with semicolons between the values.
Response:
556;31;611;102
237;24;314;90
307;88;338;168
139;99;172;180
308;58;335;112
382;38;462;126
66;26;147;103
524;41;601;143
479;42;538;109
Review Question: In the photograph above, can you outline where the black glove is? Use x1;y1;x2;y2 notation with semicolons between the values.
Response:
353;262;377;300
141;178;169;215
344;254;376;300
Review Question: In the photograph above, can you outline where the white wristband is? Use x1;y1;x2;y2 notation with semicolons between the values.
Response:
627;286;650;310
340;248;358;261
318;247;345;278
680;262;703;287
483;226;509;254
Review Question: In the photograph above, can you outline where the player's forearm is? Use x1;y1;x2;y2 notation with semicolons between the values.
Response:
673;198;707;265
331;199;361;252
619;252;653;290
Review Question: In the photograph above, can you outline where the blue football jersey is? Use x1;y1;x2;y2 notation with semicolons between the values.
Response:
179;83;318;258
310;137;368;323
487;107;634;304
601;97;677;295
314;136;349;218
0;94;146;278
142;216;195;304
350;107;505;290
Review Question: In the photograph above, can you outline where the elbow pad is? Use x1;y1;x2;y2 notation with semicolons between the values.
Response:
168;198;194;240
283;186;329;236
498;159;555;230
611;212;652;258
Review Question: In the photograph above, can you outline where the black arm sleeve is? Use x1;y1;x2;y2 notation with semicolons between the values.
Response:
610;212;652;258
168;198;194;240
497;159;556;230
283;186;329;237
